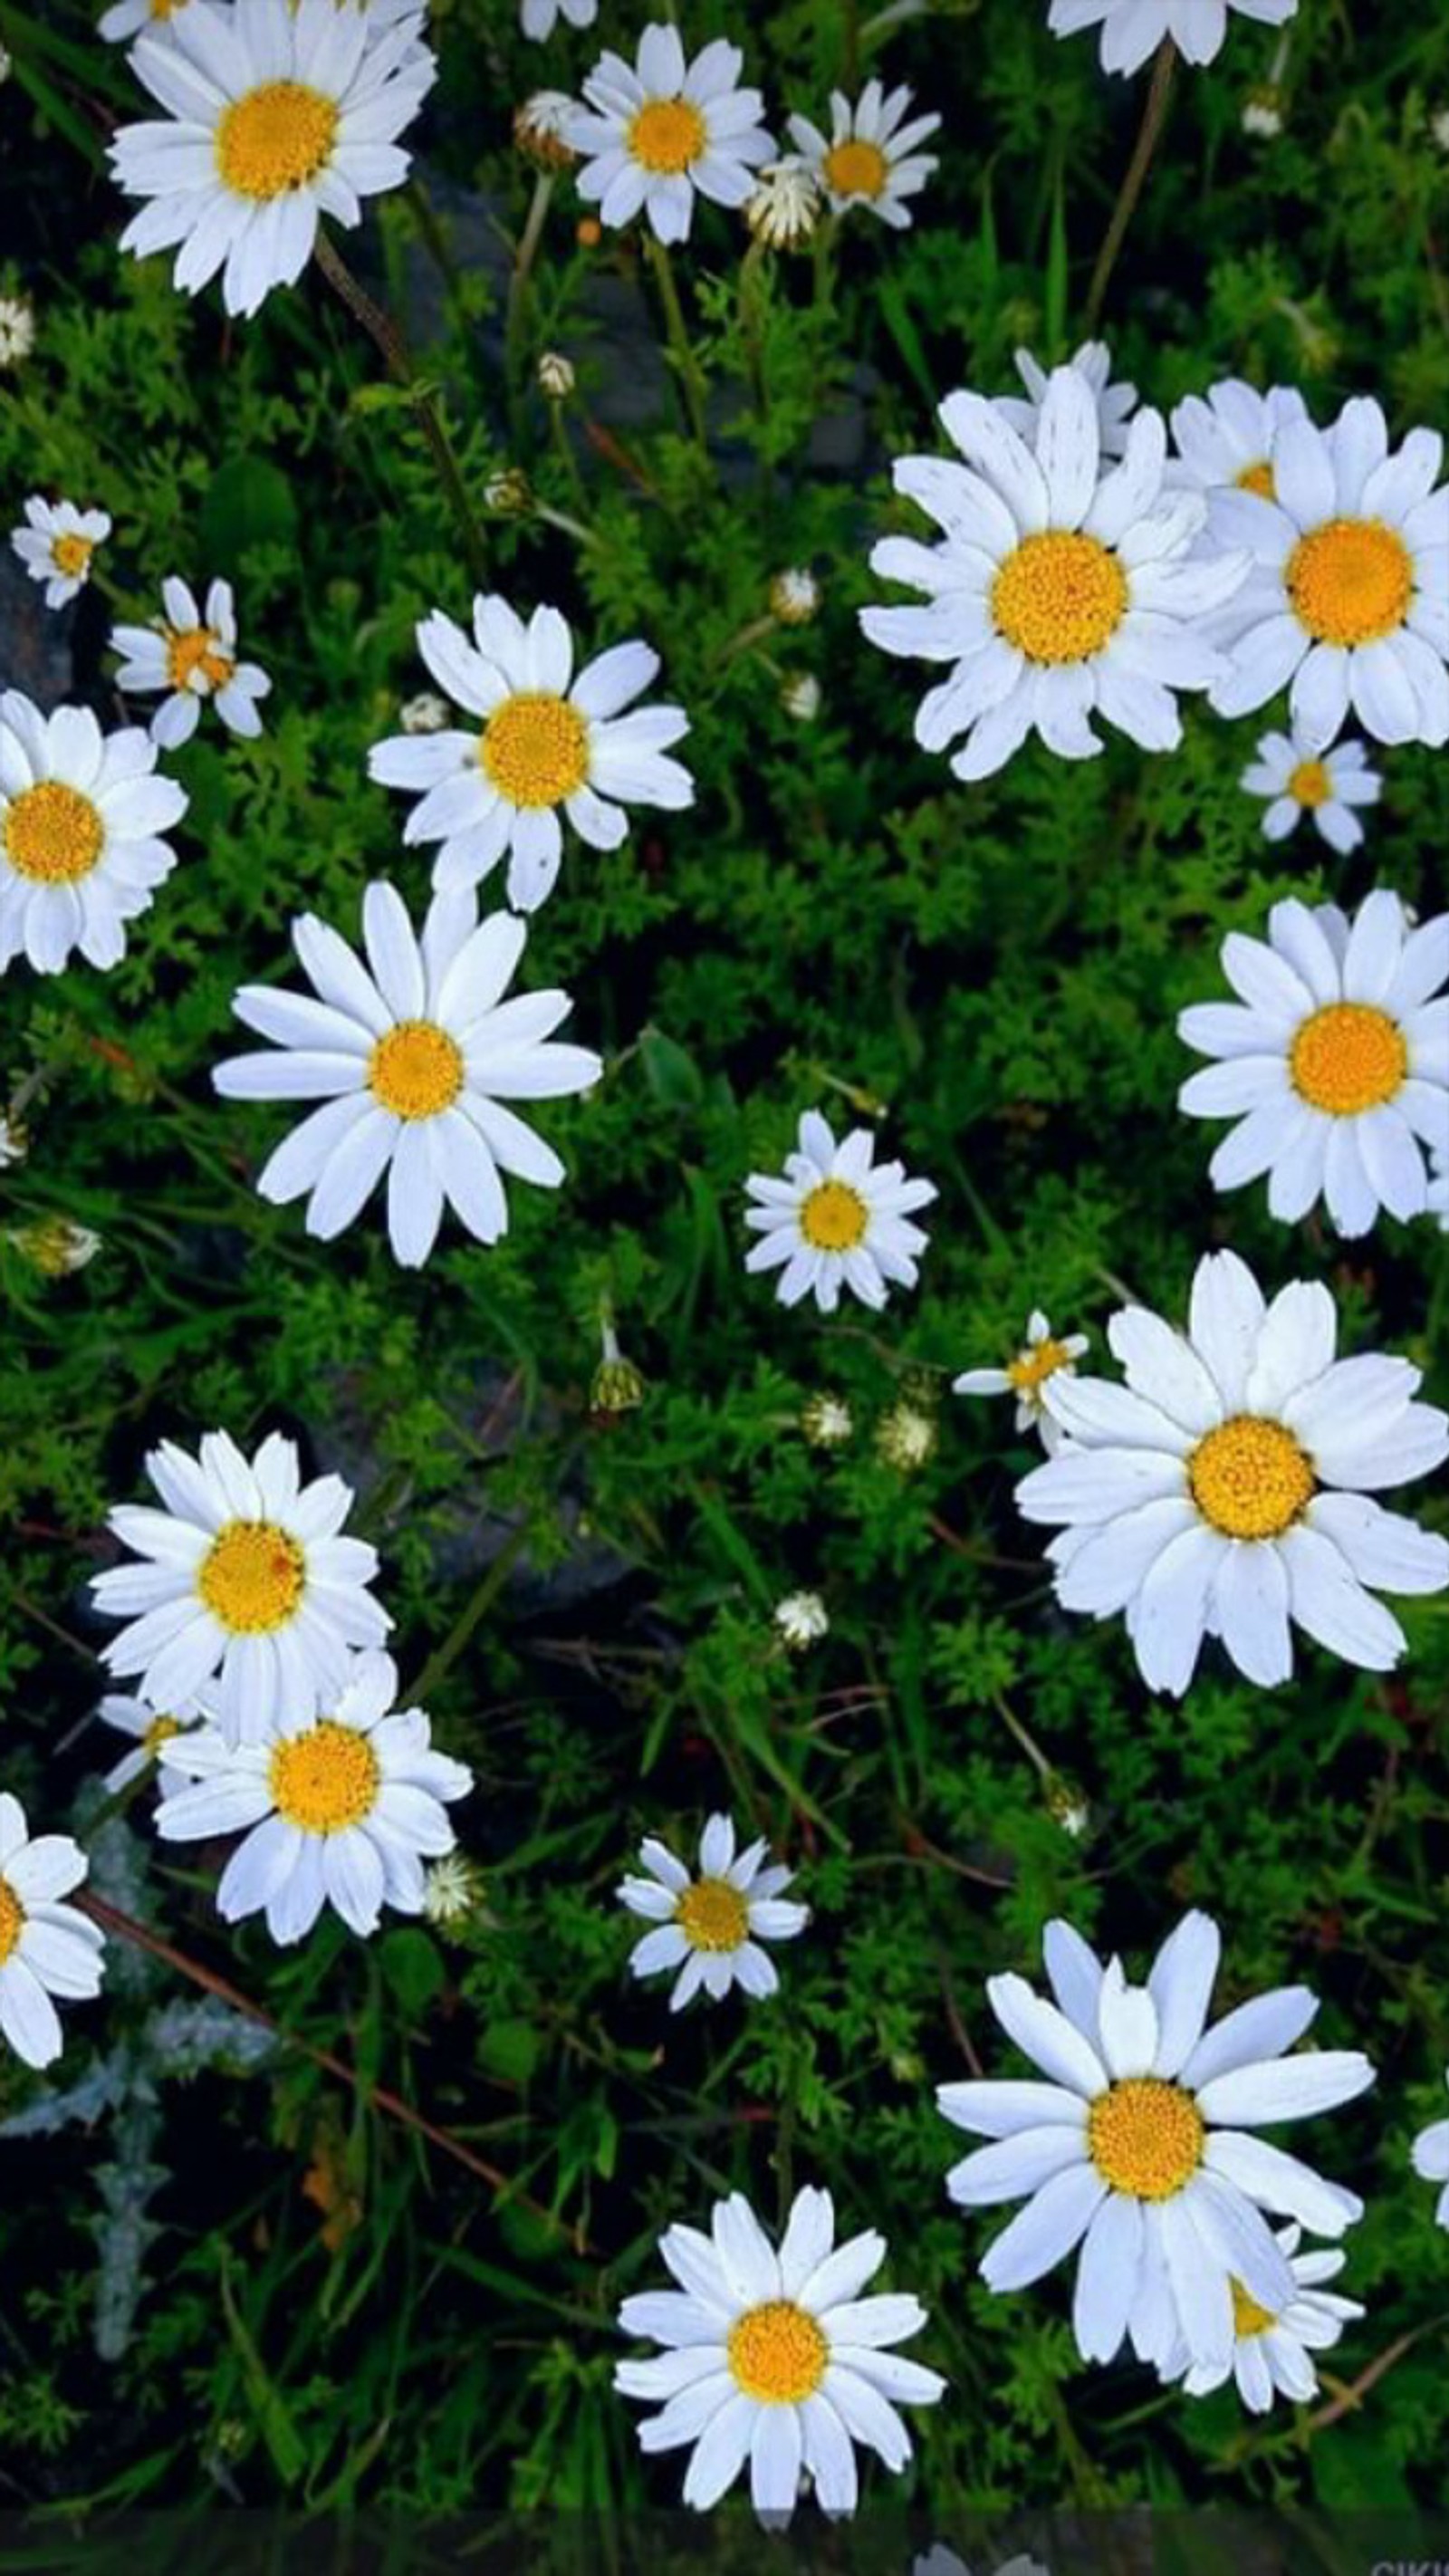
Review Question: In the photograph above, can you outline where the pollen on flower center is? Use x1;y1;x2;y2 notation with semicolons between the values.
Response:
1008;1338;1071;1399
1231;2277;1278;2339
0;1876;24;1966
368;1020;465;1120
1287;516;1414;648
3;781;104;885
628;95;707;175
1288;757;1332;809
726;2300;829;2404
480;691;590;809
1188;1416;1316;1541
198;1520;307;1634
216;81;340;202
168;627;235;694
992;532;1128;665
1088;2078;1205;2201
1236;460;1277;501
1289;1001;1406;1117
53;533;95;578
799;1178;869;1252
269;1720;380;1835
822;138;889;198
675;1875;749;1953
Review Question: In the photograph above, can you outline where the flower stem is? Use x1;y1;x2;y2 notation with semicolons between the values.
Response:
643;233;710;450
504;172;555;426
1083;35;1178;336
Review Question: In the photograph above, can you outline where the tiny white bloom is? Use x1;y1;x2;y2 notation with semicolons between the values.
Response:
801;1392;853;1448
0;296;35;369
1177;890;1448;1237
1241;726;1380;854
954;1309;1089;1454
0;1113;27;1168
1168;380;1309;524
1413;2074;1449;2229
781;672;821;722
744;1109;936;1314
421;1850;481;1927
744;160;821;252
10;499;112;610
0;690;187;978
0;1793;106;2070
615;2183;945;2519
522;0;597;40
877;1400;937;1473
537;348;575;398
619;1812;809;2012
5;1218;103;1276
96;1691;202;1793
1243;96;1284;138
400;690;450;734
514;90;578;168
111;577;272;749
567;23;774;246
1047;0;1300;80
1161;2224;1362;2410
994;341;1138;462
786;82;940;230
770;568;820;625
774;1591;829;1651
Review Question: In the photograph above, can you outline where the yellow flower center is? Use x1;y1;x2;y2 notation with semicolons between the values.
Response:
142;1714;184;1758
269;1720;380;1835
1235;460;1277;501
1287;517;1413;648
675;1876;749;1954
216;80;340;201
198;1520;306;1634
799;1178;869;1252
992;532;1128;665
726;2300;830;2404
822;138;889;199
167;627;235;694
1088;2078;1205;2201
0;1876;24;1966
628;96;707;176
52;532;96;579
1289;1001;1406;1117
1007;1337;1072;1399
1188;1417;1316;1541
3;781;104;885
1231;2277;1278;2339
151;0;186;15
1287;757;1332;809
368;1020;465;1120
480;691;590;809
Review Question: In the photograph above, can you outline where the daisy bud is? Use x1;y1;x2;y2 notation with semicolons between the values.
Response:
773;1590;829;1652
780;672;821;722
769;567;820;626
0;1112;29;1169
537;350;575;400
399;690;450;735
801;1392;853;1448
7;1218;102;1276
514;90;578;172
876;1399;938;1474
1242;93;1284;138
744;159;822;252
422;1853;485;1929
591;1310;646;1416
1044;1773;1091;1841
0;295;35;370
485;467;533;517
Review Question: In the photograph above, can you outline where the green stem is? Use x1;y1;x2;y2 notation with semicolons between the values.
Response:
1083;35;1178;335
504;172;555;425
644;233;709;449
739;238;771;427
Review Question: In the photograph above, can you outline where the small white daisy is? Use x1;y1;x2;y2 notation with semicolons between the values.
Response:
368;596;693;914
0;1793;106;2071
1161;2224;1363;2411
522;0;597;38
0;296;35;369
786;82;940;230
1169;380;1309;523
1413;2076;1449;2229
95;1691;202;1793
744;1110;936;1315
1177;890;1448;1237
10;498;112;610
0;691;187;978
861;366;1246;781
1241;726;1381;854
615;2184;945;2520
420;1850;481;1927
157;1649;472;1945
110;577;272;749
1015;1248;1449;1694
1047;0;1300;79
939;1910;1372;2373
110;0;437;322
567;24;775;246
619;1813;809;2013
801;1393;853;1448
91;1428;389;1747
954;1310;1089;1454
774;1591;830;1651
213;881;602;1268
994;341;1138;462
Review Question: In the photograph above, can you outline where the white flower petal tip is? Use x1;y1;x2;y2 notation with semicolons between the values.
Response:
744;1109;936;1315
0;688;187;978
1048;0;1302;79
996;341;1138;462
566;24;774;246
1413;2079;1449;2231
787;82;940;231
619;1812;809;2012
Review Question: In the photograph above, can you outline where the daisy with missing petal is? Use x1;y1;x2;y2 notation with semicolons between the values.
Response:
1047;0;1300;79
939;1910;1373;2373
615;2185;945;2520
744;1110;936;1315
10;498;112;609
0;1793;106;2071
1161;2224;1363;2411
567;24;774;245
1242;726;1380;854
157;1649;472;1945
954;1310;1089;1455
109;0;437;322
861;366;1246;782
0;691;187;978
1169;380;1309;518
110;578;272;749
1208;397;1449;748
995;341;1137;462
91;1428;389;1746
96;1691;201;1793
1016;1248;1449;1694
619;1813;809;2013
369;597;693;914
786;82;940;230
522;0;598;39
101;0;199;39
214;881;602;1266
1413;2076;1449;2229
1177;890;1448;1236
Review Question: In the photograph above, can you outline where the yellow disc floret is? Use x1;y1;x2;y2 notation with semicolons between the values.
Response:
198;1521;307;1634
675;1876;749;1954
628;96;707;175
822;138;889;199
52;533;96;579
0;1876;24;1966
799;1178;869;1252
216;81;340;201
1287;517;1413;648
1287;757;1332;810
1235;460;1277;501
1088;2078;1205;2202
1289;1002;1406;1117
480;692;590;809
167;627;235;694
269;1721;381;1835
1008;1338;1072;1399
1188;1417;1316;1542
726;2300;830;2404
992;532;1128;665
3;782;104;885
368;1020;465;1120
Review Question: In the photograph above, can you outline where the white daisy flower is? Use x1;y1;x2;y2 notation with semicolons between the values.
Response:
10;498;112;610
1241;726;1381;854
0;1793;106;2071
0;296;35;370
1047;0;1300;79
994;341;1138;463
860;366;1246;782
1177;890;1448;1237
567;24;775;246
156;1648;472;1945
96;1691;202;1793
1208;397;1449;748
801;1392;853;1448
522;0;597;39
615;2184;945;2520
110;577;272;749
786;82;940;230
109;0;437;322
1160;2223;1363;2411
0;691;187;979
368;597;693;914
939;1910;1373;2373
1413;2076;1449;2229
1015;1248;1449;1694
213;881;602;1267
91;1428;389;1747
619;1813;809;2013
1168;380;1309;521
774;1591;829;1651
744;1110;936;1314
954;1310;1089;1455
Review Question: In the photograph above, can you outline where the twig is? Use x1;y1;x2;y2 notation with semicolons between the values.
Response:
1084;36;1178;335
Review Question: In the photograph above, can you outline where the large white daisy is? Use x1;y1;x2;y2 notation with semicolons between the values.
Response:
213;881;602;1266
861;366;1246;781
368;598;692;914
1414;2077;1449;2230
954;1309;1089;1455
1241;725;1380;855
156;1648;472;1944
1177;890;1448;1237
615;2185;945;2520
109;0;437;321
1160;2223;1363;2411
938;1911;1373;2372
0;1793;106;2071
1015;1249;1449;1693
619;1812;809;2013
0;691;187;978
110;576;272;748
785;82;940;231
1047;0;1300;78
91;1428;389;1746
567;24;774;245
10;497;112;609
995;341;1137;462
1168;380;1309;522
744;1110;936;1315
